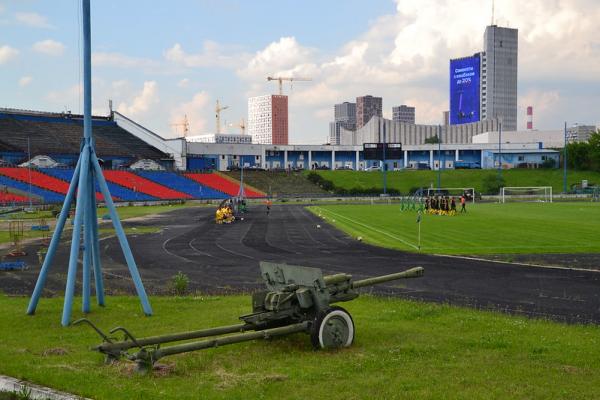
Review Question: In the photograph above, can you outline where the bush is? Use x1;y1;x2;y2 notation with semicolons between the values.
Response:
171;271;189;296
541;158;556;169
482;174;506;195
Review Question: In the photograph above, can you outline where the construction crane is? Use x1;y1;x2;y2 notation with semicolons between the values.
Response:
170;114;189;137
267;76;312;95
215;100;229;134
228;118;246;134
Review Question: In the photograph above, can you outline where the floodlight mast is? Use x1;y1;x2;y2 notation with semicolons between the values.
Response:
27;0;152;326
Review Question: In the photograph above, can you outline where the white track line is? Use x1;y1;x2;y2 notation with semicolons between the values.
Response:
434;253;600;273
315;207;419;250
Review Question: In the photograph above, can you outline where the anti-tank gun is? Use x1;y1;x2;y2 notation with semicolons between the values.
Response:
76;262;424;373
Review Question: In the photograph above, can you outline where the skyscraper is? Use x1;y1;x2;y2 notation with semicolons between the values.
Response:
330;102;357;145
356;95;382;129
334;102;356;126
481;25;518;131
392;105;415;124
247;95;288;145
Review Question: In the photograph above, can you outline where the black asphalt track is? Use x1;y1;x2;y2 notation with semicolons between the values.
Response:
4;205;600;323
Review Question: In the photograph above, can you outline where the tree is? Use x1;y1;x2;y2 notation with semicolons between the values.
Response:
424;135;440;144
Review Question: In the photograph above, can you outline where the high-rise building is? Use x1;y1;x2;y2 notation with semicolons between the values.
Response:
567;125;597;143
334;102;356;125
481;25;518;130
247;95;288;145
356;95;382;129
392;105;415;124
443;111;450;126
329;102;357;145
449;54;481;125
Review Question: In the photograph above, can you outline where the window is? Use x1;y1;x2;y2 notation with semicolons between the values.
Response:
518;156;524;161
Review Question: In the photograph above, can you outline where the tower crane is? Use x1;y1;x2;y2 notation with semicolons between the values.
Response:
215;100;229;134
170;114;189;137
267;76;312;95
228;118;246;134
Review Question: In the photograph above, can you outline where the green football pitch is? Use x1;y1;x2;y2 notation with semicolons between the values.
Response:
308;202;600;255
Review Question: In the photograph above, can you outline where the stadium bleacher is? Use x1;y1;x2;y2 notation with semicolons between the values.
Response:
103;170;191;200
0;192;30;204
0;174;64;203
137;171;226;199
0;167;105;202
0;110;168;167
185;173;264;198
42;168;157;202
0;109;256;203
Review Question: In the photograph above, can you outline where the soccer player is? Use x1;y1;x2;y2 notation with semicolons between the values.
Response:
460;195;467;213
450;197;456;215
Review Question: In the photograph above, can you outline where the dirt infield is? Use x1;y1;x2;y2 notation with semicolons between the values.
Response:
3;205;599;323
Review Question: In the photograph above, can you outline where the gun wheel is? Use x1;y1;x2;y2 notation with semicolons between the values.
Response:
311;306;354;349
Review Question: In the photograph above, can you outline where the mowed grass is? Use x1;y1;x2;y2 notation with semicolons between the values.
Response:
1;294;600;399
309;169;600;194
308;202;600;254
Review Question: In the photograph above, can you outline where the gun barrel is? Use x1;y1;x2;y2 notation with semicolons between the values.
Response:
351;267;424;289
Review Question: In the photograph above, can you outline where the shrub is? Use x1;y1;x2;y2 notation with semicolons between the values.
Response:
171;271;189;296
481;174;506;194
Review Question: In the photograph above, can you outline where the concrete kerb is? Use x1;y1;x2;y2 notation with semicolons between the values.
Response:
0;375;91;400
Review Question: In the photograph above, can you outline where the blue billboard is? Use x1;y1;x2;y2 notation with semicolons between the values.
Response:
450;55;480;125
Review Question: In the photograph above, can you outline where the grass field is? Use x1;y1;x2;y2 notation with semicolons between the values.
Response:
308;202;600;255
0;204;192;245
308;169;600;194
1;294;599;399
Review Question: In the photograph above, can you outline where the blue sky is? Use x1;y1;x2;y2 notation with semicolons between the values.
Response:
2;0;599;143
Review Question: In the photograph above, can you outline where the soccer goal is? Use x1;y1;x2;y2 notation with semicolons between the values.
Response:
426;187;476;203
501;187;553;203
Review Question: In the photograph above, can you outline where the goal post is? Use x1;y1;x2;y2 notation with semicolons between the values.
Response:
500;186;553;203
425;187;476;203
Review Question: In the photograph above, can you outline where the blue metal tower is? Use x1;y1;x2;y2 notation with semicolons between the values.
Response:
27;0;152;326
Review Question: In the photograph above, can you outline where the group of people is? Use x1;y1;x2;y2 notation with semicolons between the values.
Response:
424;195;467;216
215;204;235;224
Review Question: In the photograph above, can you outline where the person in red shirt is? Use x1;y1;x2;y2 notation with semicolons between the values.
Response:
460;195;467;213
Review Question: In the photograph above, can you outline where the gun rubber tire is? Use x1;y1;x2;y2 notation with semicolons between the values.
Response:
311;306;355;349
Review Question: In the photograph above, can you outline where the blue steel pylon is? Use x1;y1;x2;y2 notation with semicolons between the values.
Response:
26;0;152;326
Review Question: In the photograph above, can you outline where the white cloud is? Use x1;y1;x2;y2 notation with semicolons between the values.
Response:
15;12;53;29
18;76;32;87
32;39;65;56
170;91;210;136
237;37;318;82
177;78;190;88
117;81;159;117
0;45;19;64
165;41;246;69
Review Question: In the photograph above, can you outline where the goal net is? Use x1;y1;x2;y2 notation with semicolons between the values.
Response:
425;188;476;203
501;187;553;203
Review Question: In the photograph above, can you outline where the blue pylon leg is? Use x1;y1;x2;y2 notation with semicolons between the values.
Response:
61;147;90;326
91;152;152;316
27;157;82;315
82;167;94;313
90;169;105;306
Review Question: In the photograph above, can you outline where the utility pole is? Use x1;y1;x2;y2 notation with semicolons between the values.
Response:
563;122;568;193
382;119;387;195
437;125;442;190
497;119;502;180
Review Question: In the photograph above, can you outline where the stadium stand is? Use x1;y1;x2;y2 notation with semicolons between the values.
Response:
42;168;157;202
0;192;30;204
0;174;64;203
0;167;106;201
0;110;169;167
103;170;191;200
137;171;226;199
185;173;264;198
